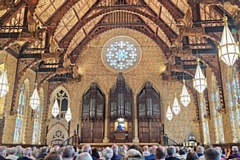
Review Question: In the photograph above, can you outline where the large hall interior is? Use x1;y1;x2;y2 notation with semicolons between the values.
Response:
0;0;240;148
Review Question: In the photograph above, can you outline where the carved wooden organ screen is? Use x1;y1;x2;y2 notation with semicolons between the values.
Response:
137;82;162;142
81;83;105;143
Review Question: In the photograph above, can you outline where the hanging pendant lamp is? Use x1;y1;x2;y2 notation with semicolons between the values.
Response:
172;93;181;115
180;79;191;107
0;70;9;98
52;99;59;117
166;105;173;121
193;59;207;93
218;16;239;66
29;84;40;110
65;107;72;122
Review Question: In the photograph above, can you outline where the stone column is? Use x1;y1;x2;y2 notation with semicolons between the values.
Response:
103;95;109;142
132;94;139;143
78;101;82;137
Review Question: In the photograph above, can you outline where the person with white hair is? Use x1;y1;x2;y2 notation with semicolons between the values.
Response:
0;146;6;160
82;144;97;160
227;146;240;159
6;147;18;160
102;147;113;160
62;146;75;160
111;144;122;160
17;148;32;160
76;152;92;160
196;146;204;158
37;146;48;160
142;146;150;157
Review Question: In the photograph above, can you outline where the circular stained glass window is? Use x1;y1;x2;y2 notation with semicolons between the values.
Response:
101;36;142;72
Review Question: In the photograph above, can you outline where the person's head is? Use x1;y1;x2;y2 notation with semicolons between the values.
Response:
155;146;167;159
62;146;74;159
9;147;17;155
204;144;213;151
204;148;220;160
16;145;23;154
167;146;176;157
41;146;49;154
196;146;204;154
76;152;92;160
111;144;119;154
128;145;142;155
143;146;148;151
175;147;179;154
32;149;39;158
91;148;100;159
186;152;198;160
122;145;127;151
82;144;92;154
23;148;32;158
0;146;7;157
102;147;113;160
44;151;62;160
151;145;158;154
179;148;186;155
215;147;222;154
232;146;239;154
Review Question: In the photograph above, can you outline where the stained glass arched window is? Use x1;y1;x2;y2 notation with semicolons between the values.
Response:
14;82;26;142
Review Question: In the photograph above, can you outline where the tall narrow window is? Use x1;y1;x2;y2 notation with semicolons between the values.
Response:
53;89;68;119
14;83;26;142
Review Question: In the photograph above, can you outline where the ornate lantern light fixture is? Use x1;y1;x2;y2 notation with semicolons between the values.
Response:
52;99;59;117
29;84;40;110
0;70;9;98
193;59;207;93
166;105;173;121
65;107;72;122
172;93;181;115
180;79;191;107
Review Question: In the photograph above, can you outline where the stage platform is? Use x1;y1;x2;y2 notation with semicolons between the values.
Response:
78;142;159;148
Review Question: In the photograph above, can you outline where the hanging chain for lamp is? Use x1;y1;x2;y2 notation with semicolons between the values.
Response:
218;1;239;67
0;51;9;98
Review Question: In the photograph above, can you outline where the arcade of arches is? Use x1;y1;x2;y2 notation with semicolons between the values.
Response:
0;0;240;146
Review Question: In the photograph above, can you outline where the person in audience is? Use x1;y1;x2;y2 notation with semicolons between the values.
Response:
91;149;100;160
111;145;121;160
204;148;220;160
44;151;62;160
186;152;198;160
6;147;18;160
122;145;128;155
175;147;180;158
124;148;144;160
199;144;213;160
82;144;97;160
102;147;113;160
75;153;92;160
0;146;7;160
16;146;23;158
215;147;226;160
166;146;179;160
227;146;240;160
145;145;157;160
142;146;150;157
177;148;186;159
155;146;167;160
196;146;204;158
62;146;75;160
32;149;39;160
37;147;48;160
17;148;32;160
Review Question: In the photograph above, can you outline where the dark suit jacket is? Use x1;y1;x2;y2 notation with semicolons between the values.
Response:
111;153;122;160
17;157;32;160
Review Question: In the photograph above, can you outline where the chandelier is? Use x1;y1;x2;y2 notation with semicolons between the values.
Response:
65;107;72;122
52;99;59;117
218;16;239;67
193;59;207;93
0;70;9;98
29;84;40;110
180;79;190;107
172;93;181;115
166;105;173;121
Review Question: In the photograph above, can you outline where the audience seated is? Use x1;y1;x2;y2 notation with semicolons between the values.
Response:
165;146;179;160
37;146;48;160
227;146;240;160
145;145;157;160
44;151;62;160
62;146;74;160
0;146;6;160
102;147;113;160
6;147;18;160
155;146;167;160
196;146;204;158
17;148;32;160
82;144;97;160
111;145;122;160
186;152;198;160
204;148;220;160
142;146;150;157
